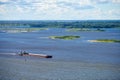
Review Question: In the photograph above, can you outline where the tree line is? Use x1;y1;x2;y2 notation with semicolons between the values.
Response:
0;20;120;28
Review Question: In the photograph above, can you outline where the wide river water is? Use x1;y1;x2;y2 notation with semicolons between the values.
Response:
0;28;120;64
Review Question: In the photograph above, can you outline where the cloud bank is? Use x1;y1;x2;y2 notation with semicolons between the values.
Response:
0;0;120;20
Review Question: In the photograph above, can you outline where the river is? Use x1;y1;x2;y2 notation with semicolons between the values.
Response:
0;28;120;64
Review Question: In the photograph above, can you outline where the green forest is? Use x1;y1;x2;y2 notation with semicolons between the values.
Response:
0;20;120;28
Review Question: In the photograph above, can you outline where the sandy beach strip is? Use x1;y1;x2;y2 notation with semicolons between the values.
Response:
87;40;101;43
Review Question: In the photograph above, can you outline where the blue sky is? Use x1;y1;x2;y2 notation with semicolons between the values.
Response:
0;0;120;20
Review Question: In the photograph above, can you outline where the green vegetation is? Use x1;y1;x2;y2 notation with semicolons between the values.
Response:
66;28;105;32
0;20;120;28
49;35;80;40
89;39;120;43
96;39;120;43
67;28;90;32
0;28;48;33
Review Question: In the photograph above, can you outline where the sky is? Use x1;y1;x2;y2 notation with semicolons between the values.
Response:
0;0;120;20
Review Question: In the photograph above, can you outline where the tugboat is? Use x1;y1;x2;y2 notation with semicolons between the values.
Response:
19;51;29;56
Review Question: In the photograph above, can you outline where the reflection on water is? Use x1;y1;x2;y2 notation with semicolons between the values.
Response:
0;28;120;64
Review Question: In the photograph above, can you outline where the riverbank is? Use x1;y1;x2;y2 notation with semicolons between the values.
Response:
0;55;120;80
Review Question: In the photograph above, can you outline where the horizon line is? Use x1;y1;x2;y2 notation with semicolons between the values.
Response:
0;19;120;21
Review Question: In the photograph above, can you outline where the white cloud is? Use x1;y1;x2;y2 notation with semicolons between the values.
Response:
16;5;32;13
79;0;92;6
108;9;120;16
57;0;94;10
91;0;109;4
76;9;104;19
0;0;120;20
112;0;120;3
0;5;6;13
91;0;120;4
0;0;10;2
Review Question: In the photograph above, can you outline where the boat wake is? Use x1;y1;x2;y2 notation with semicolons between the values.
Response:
0;53;17;56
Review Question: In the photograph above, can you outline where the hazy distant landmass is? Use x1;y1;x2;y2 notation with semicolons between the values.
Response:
0;20;120;28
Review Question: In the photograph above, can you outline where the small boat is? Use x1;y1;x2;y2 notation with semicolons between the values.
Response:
18;51;52;58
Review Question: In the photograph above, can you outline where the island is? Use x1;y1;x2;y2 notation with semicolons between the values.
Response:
0;28;48;33
49;35;80;40
88;39;120;43
66;28;105;32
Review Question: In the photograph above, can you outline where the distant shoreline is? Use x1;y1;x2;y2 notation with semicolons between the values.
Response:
0;20;120;28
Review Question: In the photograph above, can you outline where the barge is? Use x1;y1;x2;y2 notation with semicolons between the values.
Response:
19;51;52;58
